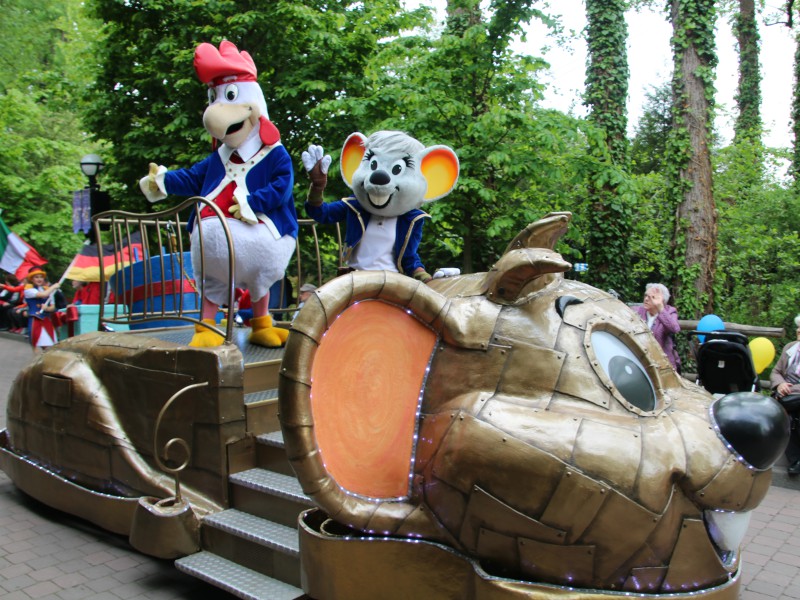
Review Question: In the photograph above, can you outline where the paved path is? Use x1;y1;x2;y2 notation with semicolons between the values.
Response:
0;332;229;599
1;332;799;598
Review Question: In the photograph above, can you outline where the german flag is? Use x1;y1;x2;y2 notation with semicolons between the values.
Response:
65;232;143;282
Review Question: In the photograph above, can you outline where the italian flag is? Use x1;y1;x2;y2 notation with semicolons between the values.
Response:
0;216;47;280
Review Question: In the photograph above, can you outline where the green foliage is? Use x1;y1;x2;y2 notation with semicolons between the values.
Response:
584;0;629;164
305;1;610;274
733;0;763;143
714;142;800;346
626;172;673;286
665;0;719;318
83;0;429;211
583;0;633;297
0;0;98;279
630;82;672;174
793;28;800;188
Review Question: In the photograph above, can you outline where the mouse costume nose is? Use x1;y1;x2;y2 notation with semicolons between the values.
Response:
369;170;391;185
712;392;790;469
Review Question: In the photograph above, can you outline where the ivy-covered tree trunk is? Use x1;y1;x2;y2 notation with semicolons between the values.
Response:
734;0;762;143
792;28;800;189
583;0;632;298
667;0;718;318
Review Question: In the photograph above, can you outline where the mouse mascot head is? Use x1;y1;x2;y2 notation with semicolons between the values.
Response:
302;131;459;282
139;40;298;349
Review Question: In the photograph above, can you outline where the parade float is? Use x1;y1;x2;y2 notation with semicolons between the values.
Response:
0;35;792;600
0;206;790;599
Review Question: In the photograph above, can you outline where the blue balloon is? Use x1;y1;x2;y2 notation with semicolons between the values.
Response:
697;314;725;343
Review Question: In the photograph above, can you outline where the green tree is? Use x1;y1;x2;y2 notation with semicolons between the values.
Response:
83;0;429;211
0;0;98;278
630;82;672;174
308;0;622;274
791;5;800;188
583;0;633;297
733;0;763;144
714;142;800;345
665;0;718;318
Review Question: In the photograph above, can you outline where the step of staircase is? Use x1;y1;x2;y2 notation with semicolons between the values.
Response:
243;358;282;395
229;468;314;528
201;508;301;587
255;430;295;476
175;551;305;600
245;388;280;432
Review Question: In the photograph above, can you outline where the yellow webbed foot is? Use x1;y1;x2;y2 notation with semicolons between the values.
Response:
249;315;289;348
189;319;224;347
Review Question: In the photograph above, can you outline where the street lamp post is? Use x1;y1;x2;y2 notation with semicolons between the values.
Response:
80;154;104;188
79;154;107;243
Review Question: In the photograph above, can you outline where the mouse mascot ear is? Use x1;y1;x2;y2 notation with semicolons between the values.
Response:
340;132;368;188
419;146;459;201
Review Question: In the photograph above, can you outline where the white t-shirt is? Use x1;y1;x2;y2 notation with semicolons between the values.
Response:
350;216;399;272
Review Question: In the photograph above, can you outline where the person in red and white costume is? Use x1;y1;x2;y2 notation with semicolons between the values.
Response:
23;267;61;353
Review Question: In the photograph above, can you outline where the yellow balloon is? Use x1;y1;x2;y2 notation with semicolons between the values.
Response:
749;337;776;374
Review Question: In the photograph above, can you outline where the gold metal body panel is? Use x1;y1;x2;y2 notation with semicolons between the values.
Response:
2;331;247;551
299;509;741;600
281;212;771;596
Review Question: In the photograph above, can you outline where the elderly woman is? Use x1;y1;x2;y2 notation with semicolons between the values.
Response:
634;283;681;373
771;314;800;475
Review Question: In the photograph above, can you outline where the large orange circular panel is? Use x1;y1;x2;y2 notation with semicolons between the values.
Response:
310;300;437;499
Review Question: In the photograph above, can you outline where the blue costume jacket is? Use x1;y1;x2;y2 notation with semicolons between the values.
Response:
165;144;298;238
305;198;429;276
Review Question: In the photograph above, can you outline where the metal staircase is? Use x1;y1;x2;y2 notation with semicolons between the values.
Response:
175;353;314;599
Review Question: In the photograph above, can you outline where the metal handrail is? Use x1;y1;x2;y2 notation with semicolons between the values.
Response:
152;381;209;501
92;203;344;333
94;197;235;342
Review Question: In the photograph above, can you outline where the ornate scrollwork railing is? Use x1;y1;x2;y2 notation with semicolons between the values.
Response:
152;381;210;501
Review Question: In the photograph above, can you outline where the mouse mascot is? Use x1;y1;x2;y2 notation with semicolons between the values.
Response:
139;40;298;348
302;131;458;282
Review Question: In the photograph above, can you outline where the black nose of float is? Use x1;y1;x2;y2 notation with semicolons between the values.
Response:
712;392;790;470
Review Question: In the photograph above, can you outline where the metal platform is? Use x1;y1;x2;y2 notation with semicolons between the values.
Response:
127;324;287;367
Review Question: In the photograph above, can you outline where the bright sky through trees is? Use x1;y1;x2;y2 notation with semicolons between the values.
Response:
521;2;795;148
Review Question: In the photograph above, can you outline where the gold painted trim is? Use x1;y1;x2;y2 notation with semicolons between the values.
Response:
0;431;138;535
298;508;741;600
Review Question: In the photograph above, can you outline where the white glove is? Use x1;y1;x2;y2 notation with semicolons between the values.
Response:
138;163;168;203
302;145;331;174
433;268;461;279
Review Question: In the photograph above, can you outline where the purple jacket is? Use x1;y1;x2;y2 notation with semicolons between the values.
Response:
635;305;681;372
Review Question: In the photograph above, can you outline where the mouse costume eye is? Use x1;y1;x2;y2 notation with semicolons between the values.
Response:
224;83;239;101
391;162;403;175
590;330;658;413
370;159;378;171
207;88;216;104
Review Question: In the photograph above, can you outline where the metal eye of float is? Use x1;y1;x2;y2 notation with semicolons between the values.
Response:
590;330;656;412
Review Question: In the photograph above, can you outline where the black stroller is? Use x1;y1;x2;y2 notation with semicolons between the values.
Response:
688;330;760;394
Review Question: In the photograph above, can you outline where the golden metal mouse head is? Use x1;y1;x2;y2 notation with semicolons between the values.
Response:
280;212;788;596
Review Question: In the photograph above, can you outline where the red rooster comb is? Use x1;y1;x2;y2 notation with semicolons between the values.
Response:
194;40;257;86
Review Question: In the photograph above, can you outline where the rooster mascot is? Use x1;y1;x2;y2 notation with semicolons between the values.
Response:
139;40;297;348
